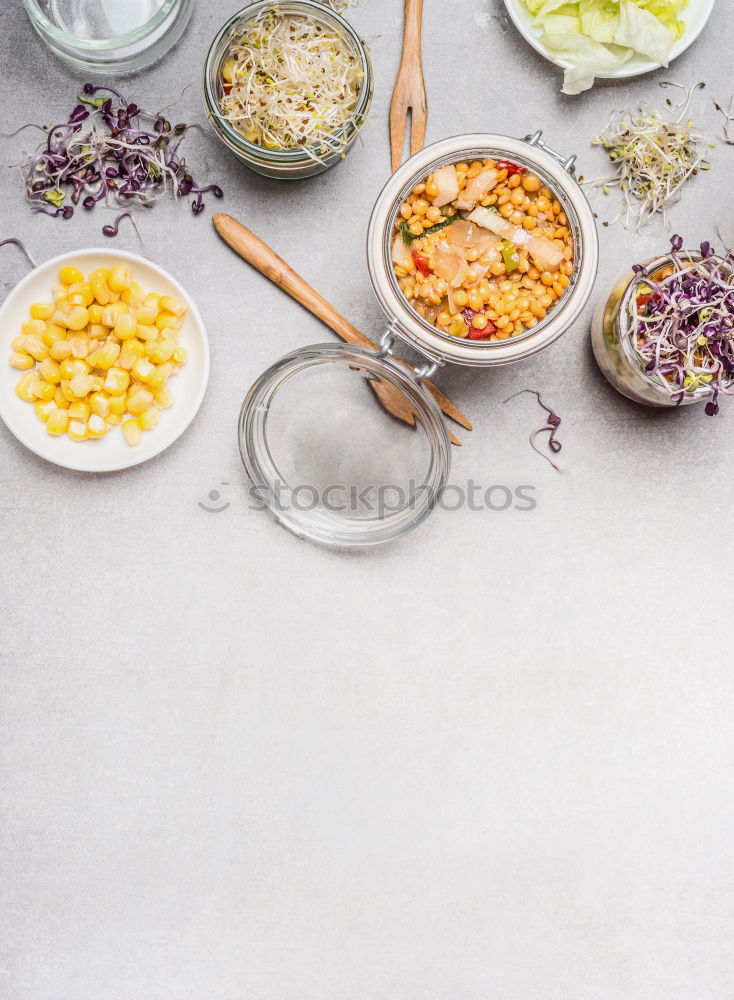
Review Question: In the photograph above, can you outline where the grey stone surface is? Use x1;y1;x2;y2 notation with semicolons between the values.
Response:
1;1;734;997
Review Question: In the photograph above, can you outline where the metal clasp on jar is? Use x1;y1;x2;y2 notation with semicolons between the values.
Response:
524;130;577;175
379;323;440;381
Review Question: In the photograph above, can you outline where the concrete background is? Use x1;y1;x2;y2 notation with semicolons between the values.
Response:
1;1;733;997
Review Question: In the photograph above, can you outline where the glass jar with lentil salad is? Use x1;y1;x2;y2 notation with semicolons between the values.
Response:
391;157;574;344
238;132;598;547
367;132;598;367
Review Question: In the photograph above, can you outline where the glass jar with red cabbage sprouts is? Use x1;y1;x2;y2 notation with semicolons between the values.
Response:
629;236;734;415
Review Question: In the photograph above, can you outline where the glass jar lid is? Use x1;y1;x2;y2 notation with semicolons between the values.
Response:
239;343;451;546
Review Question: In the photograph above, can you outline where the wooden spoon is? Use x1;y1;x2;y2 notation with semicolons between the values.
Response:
213;213;471;445
389;0;427;172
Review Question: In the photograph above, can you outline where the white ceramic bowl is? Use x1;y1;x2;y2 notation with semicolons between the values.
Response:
503;0;715;80
0;248;209;472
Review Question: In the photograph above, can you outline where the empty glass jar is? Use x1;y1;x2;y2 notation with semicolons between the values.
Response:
22;0;193;74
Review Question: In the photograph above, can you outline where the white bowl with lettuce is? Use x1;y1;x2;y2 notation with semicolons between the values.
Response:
504;0;715;95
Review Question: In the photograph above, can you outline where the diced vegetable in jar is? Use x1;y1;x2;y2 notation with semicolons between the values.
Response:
391;156;575;341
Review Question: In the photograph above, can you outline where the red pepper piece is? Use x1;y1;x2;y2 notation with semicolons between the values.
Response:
462;307;497;339
411;249;431;277
636;292;660;312
496;160;527;177
223;83;232;96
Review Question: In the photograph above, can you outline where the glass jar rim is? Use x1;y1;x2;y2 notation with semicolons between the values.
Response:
238;343;451;546
23;0;181;50
202;0;372;164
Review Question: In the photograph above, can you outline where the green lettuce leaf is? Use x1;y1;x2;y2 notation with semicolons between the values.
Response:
635;0;687;38
579;0;620;43
614;0;674;64
517;0;688;91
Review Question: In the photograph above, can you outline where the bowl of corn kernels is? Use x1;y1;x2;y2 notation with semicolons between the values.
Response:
0;249;209;471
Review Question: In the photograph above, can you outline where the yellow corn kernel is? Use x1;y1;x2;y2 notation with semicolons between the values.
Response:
59;380;76;402
222;56;237;83
88;324;106;341
136;323;158;342
89;391;111;417
54;387;70;410
46;409;69;435
22;319;47;340
67;418;88;441
68;400;90;421
87;413;107;438
159;295;186;318
126;387;154;416
138;406;160;430
147;339;176;364
143;293;160;311
68;282;94;307
50;340;72;361
172;346;188;366
15;373;37;401
23;336;48;362
30;302;55;321
42;323;66;347
59;265;84;286
90;272;111;306
108;393;127;416
51;309;71;328
89;374;104;392
104;367;130;395
34;400;56;422
108;265;131;293
148;362;173;389
154;384;174;408
106;413;121;427
38;358;62;383
88;304;104;324
114;309;137;340
69;373;94;398
135;304;158;326
66;306;90;331
33;379;55;402
89;340;121;370
59;358;90;380
119;340;146;370
104;302;127;326
68;333;89;359
132;357;155;382
11;335;26;352
122;419;142;446
9;351;34;371
122;282;145;307
155;313;182;332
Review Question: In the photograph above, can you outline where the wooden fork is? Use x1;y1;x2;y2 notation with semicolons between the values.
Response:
213;214;472;446
389;0;427;173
